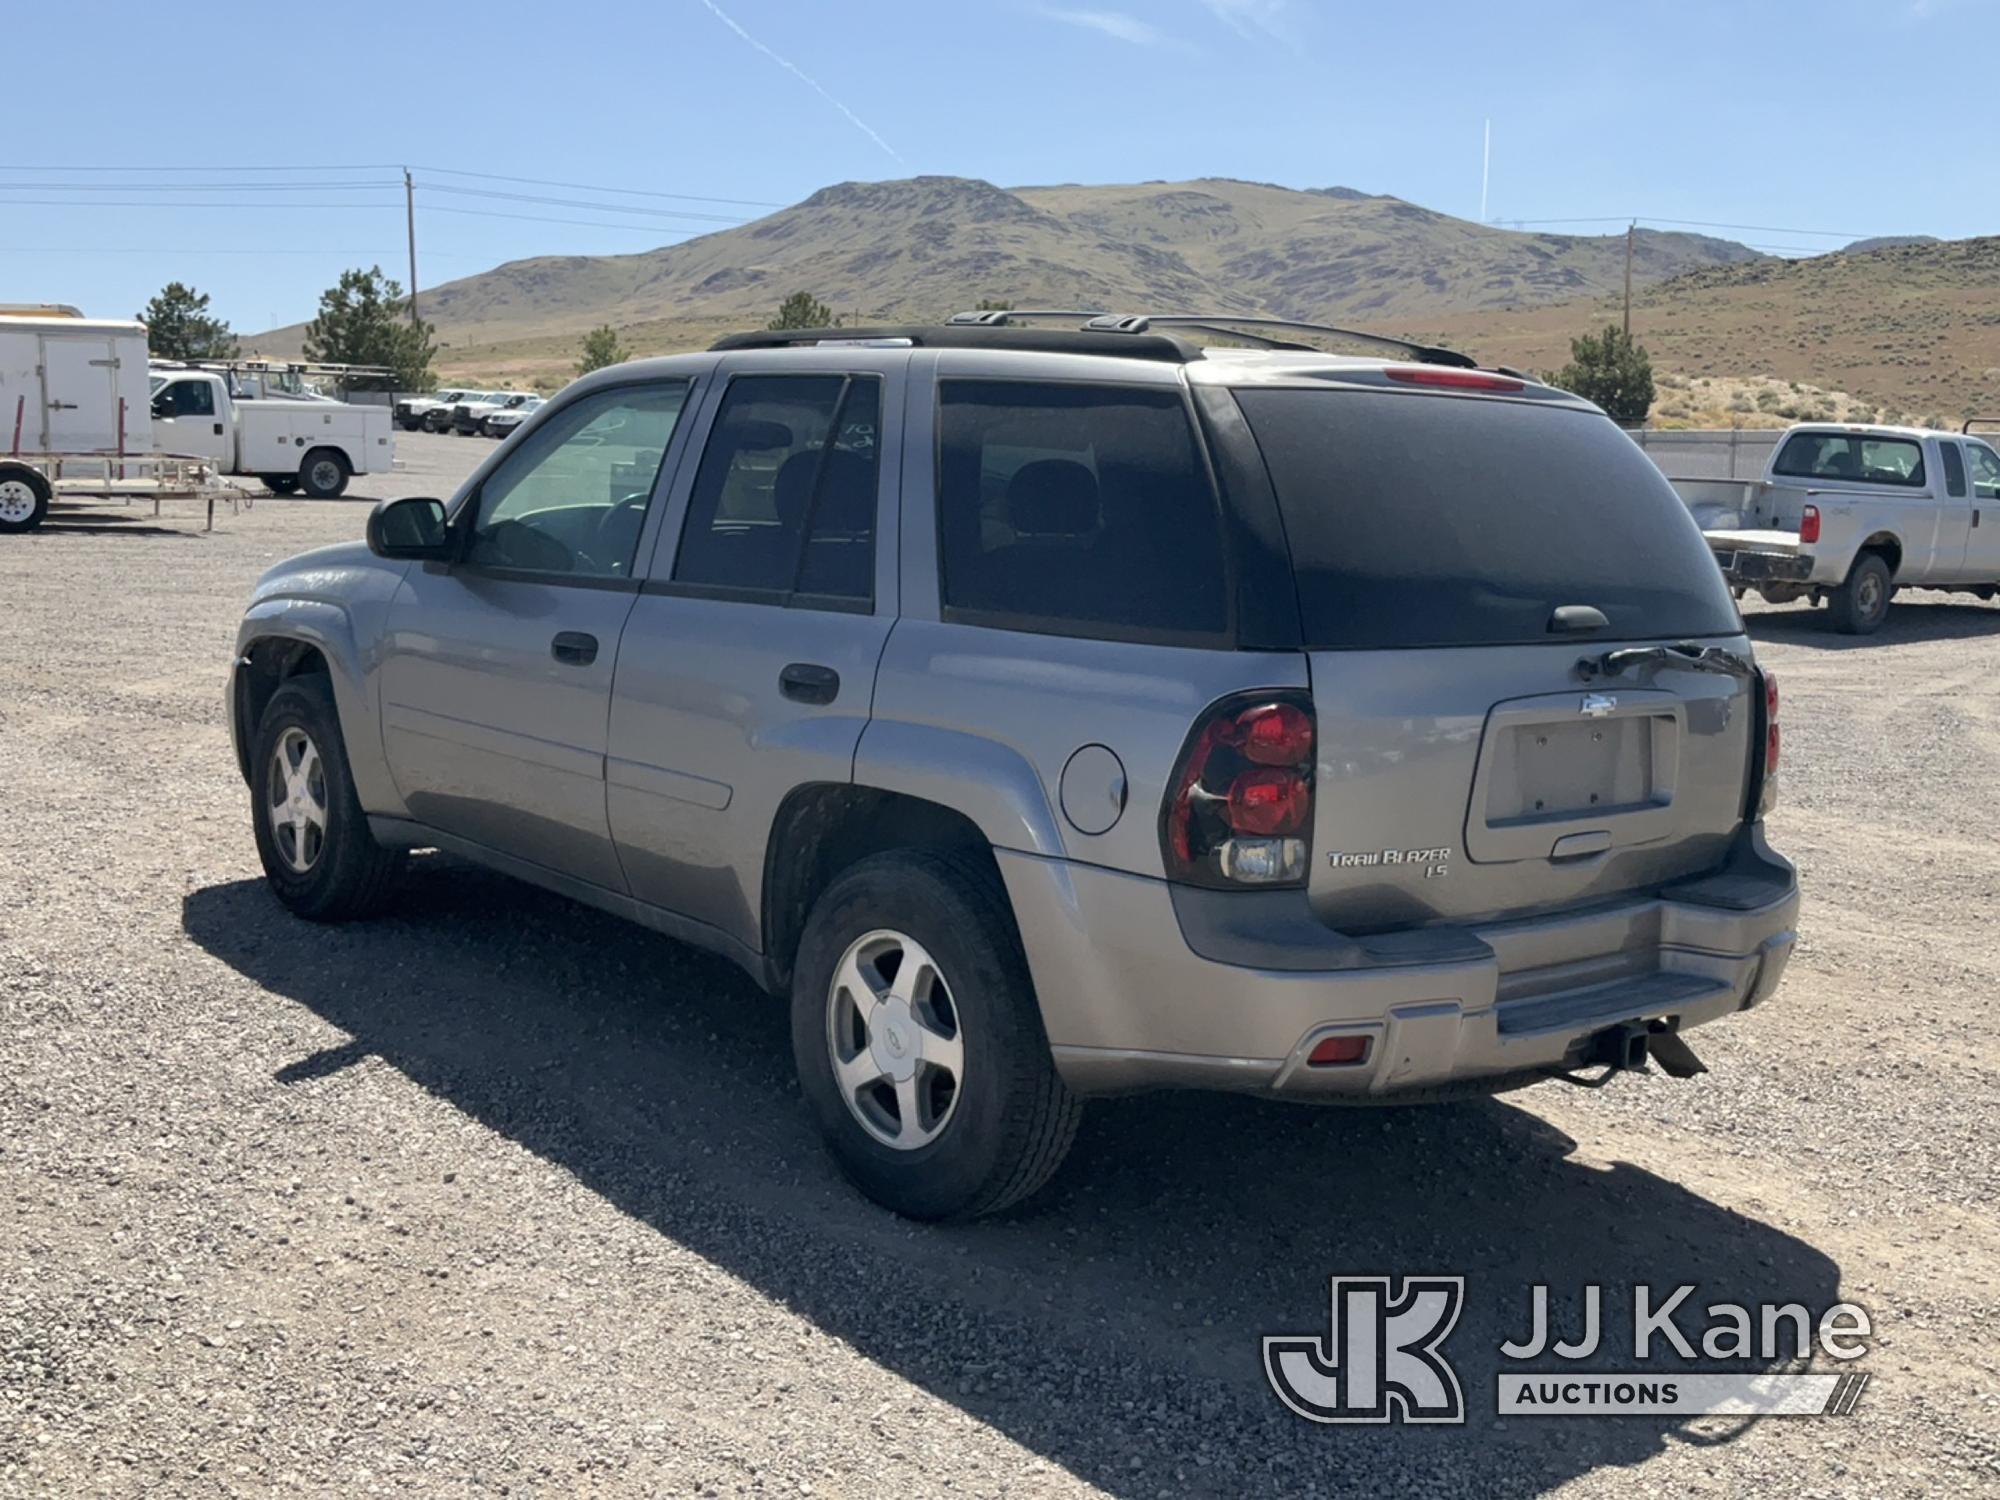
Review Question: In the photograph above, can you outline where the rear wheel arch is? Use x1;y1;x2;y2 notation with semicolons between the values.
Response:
1854;532;1903;578
761;784;1005;995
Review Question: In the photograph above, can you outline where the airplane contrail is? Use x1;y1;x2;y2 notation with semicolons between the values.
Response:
697;0;907;166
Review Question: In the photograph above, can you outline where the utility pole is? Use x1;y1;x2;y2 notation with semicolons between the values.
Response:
404;168;420;326
1623;220;1634;338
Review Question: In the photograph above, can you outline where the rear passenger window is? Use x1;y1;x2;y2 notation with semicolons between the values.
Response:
936;382;1227;640
674;375;880;604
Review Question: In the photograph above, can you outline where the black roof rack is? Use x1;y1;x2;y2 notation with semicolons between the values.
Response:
962;309;1479;368
1963;417;2000;436
712;310;1480;369
709;323;1201;363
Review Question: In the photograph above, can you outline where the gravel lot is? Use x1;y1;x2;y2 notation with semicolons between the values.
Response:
3;434;1996;1498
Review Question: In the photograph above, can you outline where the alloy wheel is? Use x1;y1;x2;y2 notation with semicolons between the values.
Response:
825;929;965;1150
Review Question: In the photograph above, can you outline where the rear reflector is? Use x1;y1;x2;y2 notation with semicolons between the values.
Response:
1384;366;1525;393
1308;1035;1370;1067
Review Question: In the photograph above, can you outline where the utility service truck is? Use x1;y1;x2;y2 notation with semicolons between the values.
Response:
149;362;395;497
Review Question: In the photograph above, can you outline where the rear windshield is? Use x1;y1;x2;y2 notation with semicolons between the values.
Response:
1234;389;1741;650
1772;431;1926;488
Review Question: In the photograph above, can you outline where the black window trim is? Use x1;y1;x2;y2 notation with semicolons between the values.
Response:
658;370;884;614
931;374;1240;650
444;374;696;589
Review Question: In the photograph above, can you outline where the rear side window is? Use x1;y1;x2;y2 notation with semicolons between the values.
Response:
1940;441;1967;499
1234;389;1741;650
1773;431;1926;488
674;374;880;604
936;381;1227;640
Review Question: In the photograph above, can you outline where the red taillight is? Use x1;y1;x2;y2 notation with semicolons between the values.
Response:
1240;701;1313;766
1163;696;1316;887
1799;505;1821;544
1757;668;1780;814
1228;767;1311;836
1383;366;1525;393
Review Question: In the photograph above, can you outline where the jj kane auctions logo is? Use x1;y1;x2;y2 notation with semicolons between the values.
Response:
1266;1277;1873;1423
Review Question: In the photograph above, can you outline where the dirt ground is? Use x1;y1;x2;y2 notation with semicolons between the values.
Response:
2;437;1996;1498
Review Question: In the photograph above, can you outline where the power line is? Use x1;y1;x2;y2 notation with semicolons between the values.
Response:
415;164;783;210
0;198;402;210
0;162;403;172
414;181;750;224
0;246;487;259
0;179;398;192
421;204;697;236
1504;213;1886;240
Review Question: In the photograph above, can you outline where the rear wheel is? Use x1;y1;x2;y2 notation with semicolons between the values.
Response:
0;465;52;534
791;850;1081;1220
1829;552;1892;634
250;676;404;920
298;449;349;499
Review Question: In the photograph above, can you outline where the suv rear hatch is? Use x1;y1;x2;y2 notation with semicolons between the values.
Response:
1232;377;1758;931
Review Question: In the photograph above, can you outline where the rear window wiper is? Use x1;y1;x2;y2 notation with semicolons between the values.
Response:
1576;642;1754;682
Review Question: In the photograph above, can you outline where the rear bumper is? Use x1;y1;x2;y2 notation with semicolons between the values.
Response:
1709;544;1814;585
1002;826;1798;1100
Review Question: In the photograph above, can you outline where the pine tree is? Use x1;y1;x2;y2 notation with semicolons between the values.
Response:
138;282;238;361
301;267;436;391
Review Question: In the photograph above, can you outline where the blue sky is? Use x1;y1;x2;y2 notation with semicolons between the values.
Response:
5;0;1993;333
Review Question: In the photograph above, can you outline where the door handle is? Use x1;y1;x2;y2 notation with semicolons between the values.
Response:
213;422;224;436
551;631;599;666
779;662;840;704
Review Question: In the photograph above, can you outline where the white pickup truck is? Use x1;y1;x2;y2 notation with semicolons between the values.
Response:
1676;422;2000;634
148;367;394;497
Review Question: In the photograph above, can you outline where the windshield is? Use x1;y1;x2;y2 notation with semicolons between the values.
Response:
1234;388;1742;650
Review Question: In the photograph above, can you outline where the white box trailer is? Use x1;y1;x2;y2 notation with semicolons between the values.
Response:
0;315;157;454
0;313;230;534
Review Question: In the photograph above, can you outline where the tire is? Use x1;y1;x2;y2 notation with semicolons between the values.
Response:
791;849;1082;1220
0;464;52;534
1829;551;1893;635
297;449;349;499
259;474;299;495
250;675;405;921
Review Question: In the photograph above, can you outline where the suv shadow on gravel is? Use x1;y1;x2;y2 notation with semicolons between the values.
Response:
183;863;1842;1498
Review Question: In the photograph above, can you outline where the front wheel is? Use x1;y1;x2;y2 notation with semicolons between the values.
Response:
0;465;52;534
1829;552;1892;634
250;675;405;920
791;850;1081;1220
298;449;349;499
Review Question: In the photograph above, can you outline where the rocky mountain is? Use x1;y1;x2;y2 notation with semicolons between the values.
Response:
251;175;1761;355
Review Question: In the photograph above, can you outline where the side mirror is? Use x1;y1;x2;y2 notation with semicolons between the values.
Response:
366;496;453;560
151;399;172;420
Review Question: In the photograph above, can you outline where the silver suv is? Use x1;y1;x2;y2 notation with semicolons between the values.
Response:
228;313;1799;1219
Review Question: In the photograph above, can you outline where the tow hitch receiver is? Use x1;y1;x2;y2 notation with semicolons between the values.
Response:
1587;1023;1652;1073
1554;1020;1708;1088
